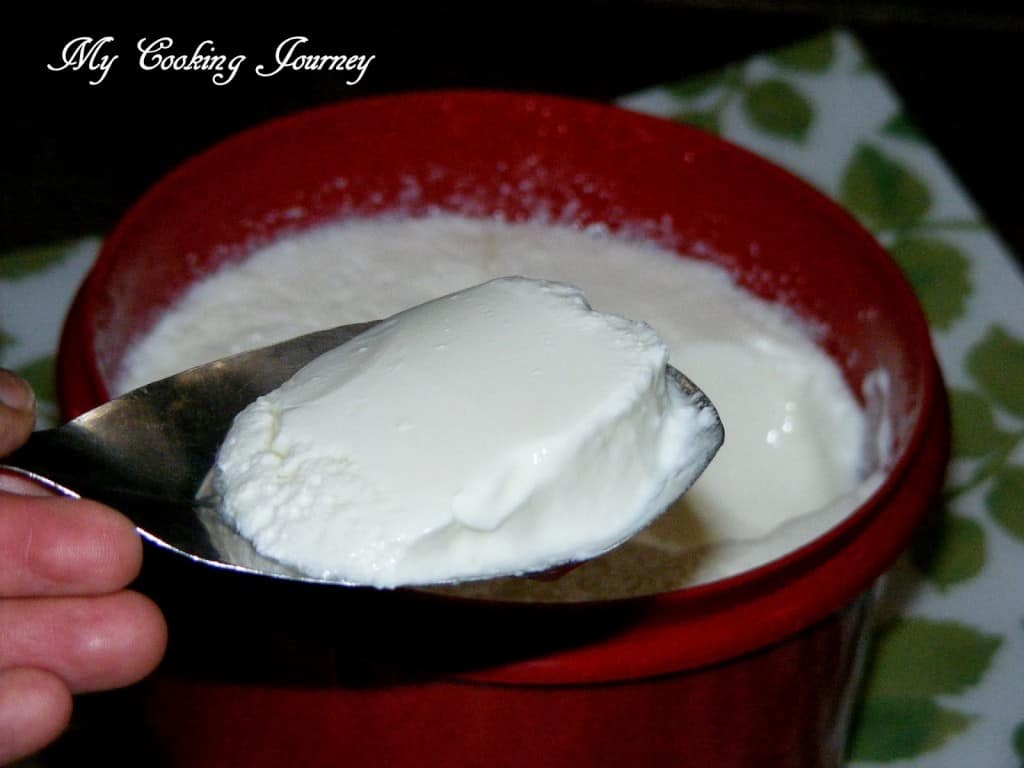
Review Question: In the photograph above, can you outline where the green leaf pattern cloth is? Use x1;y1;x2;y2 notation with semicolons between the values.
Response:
2;28;1021;768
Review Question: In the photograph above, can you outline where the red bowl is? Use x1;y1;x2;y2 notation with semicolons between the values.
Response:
58;91;949;768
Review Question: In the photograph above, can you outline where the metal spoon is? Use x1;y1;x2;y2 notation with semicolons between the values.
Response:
1;322;723;586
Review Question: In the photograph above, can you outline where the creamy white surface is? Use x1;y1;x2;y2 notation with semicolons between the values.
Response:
117;214;869;594
214;277;719;586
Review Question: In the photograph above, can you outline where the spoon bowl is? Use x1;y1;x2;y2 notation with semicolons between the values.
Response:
3;321;722;586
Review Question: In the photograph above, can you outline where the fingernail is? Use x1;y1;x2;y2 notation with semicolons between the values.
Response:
0;369;35;413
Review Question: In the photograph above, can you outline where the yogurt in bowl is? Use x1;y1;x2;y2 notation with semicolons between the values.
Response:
59;91;949;768
116;214;874;598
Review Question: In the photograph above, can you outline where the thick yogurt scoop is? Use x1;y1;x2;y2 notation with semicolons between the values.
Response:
1;279;722;588
216;277;723;587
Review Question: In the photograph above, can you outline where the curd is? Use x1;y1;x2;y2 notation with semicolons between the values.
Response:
213;277;721;586
117;215;870;597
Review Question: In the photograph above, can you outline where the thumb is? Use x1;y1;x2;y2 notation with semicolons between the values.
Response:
0;370;36;457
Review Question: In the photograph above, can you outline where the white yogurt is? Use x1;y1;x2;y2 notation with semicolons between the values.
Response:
116;214;871;596
213;277;721;586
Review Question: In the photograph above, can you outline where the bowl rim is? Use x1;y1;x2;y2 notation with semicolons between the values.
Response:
57;89;950;684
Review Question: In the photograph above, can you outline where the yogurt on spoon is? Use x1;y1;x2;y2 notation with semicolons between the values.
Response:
213;277;723;587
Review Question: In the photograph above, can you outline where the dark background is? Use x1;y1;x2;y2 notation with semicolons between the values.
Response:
2;2;1023;268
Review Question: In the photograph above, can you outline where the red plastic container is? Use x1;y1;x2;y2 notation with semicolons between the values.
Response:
57;92;949;768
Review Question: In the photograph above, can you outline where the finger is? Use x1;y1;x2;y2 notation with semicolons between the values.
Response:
0;496;143;597
0;667;72;765
0;370;35;456
0;591;167;693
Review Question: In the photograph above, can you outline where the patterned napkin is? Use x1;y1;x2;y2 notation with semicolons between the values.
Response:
1;28;1021;767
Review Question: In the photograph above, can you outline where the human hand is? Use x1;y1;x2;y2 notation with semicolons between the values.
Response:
0;370;167;764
